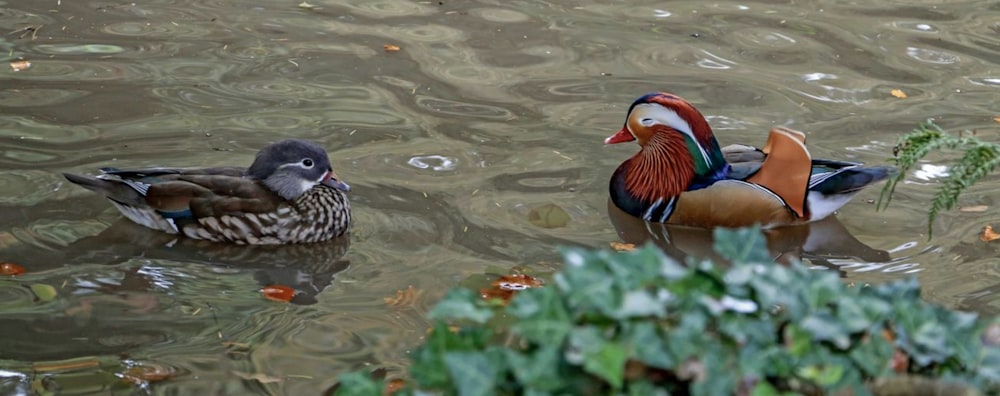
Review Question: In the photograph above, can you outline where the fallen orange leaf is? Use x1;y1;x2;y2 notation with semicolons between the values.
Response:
481;273;543;305
492;273;543;290
261;285;296;302
994;117;1000;124
9;60;30;72
610;241;636;251
0;262;25;276
120;364;177;384
890;89;907;99
385;378;406;395
982;225;1000;242
890;349;909;373
383;44;401;52
384;285;423;307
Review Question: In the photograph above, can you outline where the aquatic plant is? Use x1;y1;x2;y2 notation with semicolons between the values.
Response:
333;227;1000;395
879;120;1000;236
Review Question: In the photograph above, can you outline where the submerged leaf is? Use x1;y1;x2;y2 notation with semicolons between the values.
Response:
261;285;296;302
384;285;424;308
0;262;25;276
528;203;570;228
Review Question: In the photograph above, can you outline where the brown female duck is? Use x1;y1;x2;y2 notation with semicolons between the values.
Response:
63;139;351;244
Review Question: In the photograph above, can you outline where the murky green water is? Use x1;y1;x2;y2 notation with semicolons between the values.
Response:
1;0;999;393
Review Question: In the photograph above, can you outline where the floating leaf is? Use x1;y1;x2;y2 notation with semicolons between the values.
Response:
480;273;543;305
385;285;423;308
528;203;570;228
232;371;283;384
261;285;296;302
890;89;907;99
982;225;1000;242
0;262;25;276
383;44;401;52
118;361;178;384
609;241;635;251
29;283;57;301
9;60;30;72
494;273;543;290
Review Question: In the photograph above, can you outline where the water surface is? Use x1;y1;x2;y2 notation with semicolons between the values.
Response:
2;0;1000;393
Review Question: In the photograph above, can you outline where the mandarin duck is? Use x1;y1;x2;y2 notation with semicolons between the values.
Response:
63;139;351;244
606;92;892;228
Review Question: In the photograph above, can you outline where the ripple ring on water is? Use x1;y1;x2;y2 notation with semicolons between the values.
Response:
407;155;457;172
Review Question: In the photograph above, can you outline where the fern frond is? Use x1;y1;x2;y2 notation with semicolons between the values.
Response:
877;120;1000;238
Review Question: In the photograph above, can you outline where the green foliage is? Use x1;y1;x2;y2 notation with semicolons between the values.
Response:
337;227;1000;395
879;120;1000;236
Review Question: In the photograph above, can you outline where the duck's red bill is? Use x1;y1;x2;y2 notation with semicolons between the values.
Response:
604;127;635;145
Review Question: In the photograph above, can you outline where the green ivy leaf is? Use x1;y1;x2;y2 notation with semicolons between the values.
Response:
626;322;674;369
554;252;620;317
796;363;845;386
910;321;952;366
443;351;501;396
505;346;563;391
509;287;573;345
428;288;493;324
583;342;627;389
800;313;850;349
332;371;383;396
836;298;875;334
713;226;770;264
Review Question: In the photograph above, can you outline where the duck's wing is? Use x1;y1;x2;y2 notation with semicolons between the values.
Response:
747;127;812;218
64;167;281;220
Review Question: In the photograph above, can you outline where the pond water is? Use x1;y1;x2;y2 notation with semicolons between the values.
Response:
2;0;1000;393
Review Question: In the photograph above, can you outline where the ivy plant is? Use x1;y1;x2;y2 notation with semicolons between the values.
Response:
334;227;1000;396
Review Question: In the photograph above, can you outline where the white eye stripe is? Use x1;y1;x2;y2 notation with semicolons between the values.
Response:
632;103;711;167
633;104;693;136
277;159;317;170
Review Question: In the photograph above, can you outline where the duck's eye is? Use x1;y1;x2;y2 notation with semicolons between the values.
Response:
640;118;655;126
301;158;314;168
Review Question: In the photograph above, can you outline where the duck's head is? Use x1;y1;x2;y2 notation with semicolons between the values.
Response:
605;92;729;202
246;139;351;200
605;92;722;159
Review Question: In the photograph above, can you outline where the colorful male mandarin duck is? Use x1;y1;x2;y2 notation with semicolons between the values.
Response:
63;139;351;244
606;92;892;228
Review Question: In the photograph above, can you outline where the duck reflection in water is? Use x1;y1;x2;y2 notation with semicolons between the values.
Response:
608;199;890;270
29;219;351;305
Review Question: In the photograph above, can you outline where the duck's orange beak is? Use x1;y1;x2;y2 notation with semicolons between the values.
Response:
604;126;635;145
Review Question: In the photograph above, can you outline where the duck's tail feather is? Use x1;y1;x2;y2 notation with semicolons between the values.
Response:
63;173;147;207
810;166;894;195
